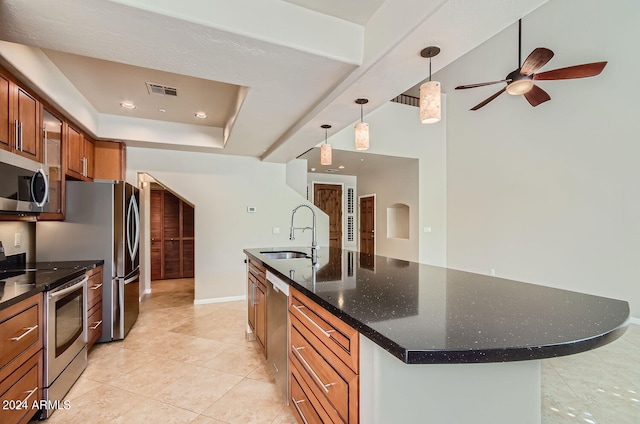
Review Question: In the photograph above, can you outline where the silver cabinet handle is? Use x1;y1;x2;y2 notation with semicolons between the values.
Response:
292;344;334;393
10;325;38;341
291;398;309;424
90;320;103;330
90;283;103;290
22;386;38;404
82;157;87;176
251;283;258;306
292;304;334;338
43;125;48;165
18;121;23;151
14;120;19;149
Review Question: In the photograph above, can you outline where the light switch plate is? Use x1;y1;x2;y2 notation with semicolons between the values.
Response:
272;227;280;234
14;233;21;247
247;206;257;213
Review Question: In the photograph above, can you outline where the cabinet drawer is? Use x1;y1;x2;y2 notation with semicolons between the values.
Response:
248;258;266;281
289;288;359;373
87;271;103;310
0;351;42;424
291;360;336;424
87;306;103;350
0;295;43;379
290;322;358;423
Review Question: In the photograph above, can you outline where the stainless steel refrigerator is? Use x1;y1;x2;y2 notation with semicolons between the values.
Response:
36;180;140;341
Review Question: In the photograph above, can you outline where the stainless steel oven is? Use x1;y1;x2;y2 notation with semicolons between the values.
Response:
43;274;88;418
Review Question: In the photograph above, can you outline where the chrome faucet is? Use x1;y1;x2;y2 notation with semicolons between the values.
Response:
289;204;318;265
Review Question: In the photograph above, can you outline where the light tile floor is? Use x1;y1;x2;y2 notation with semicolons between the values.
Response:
42;278;639;423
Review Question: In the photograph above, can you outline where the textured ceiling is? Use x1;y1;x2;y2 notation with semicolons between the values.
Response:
0;0;550;161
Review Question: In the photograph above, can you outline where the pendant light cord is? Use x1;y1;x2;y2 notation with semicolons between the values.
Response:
428;56;432;82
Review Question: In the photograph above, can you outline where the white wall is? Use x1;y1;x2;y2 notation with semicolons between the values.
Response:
0;222;34;260
436;0;640;316
126;147;328;302
358;160;419;261
328;101;447;266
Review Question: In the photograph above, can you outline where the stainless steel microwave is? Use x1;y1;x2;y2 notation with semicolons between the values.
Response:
0;149;49;214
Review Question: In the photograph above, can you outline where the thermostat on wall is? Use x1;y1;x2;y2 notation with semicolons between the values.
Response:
247;206;257;213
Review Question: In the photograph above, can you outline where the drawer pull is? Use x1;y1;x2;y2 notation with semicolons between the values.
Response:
10;325;38;341
22;386;38;404
292;304;334;338
292;397;310;424
90;320;103;330
90;283;103;290
292;344;334;393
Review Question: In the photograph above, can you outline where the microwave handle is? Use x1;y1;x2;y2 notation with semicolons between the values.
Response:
31;168;49;208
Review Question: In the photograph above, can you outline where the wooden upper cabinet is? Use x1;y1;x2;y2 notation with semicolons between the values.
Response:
66;124;84;179
94;140;126;181
0;68;41;161
0;72;10;150
65;125;94;181
14;87;40;161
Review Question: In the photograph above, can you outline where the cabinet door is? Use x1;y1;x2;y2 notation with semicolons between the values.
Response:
66;125;84;177
0;73;10;150
40;108;64;219
15;87;40;161
247;276;256;331
84;135;94;179
255;283;266;350
150;190;163;280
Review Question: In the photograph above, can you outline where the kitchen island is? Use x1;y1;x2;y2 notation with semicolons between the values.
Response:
244;247;629;423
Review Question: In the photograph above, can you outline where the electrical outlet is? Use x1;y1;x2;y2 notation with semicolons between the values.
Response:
14;233;21;247
490;268;496;276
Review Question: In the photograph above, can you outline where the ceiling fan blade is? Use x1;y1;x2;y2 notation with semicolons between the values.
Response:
520;48;554;76
533;61;607;80
455;80;509;90
523;84;551;107
470;87;506;110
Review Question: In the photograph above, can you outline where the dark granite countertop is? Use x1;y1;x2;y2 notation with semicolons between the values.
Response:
244;247;630;364
0;259;104;310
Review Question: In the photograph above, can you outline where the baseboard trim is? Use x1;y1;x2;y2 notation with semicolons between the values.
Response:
629;317;640;325
194;295;246;305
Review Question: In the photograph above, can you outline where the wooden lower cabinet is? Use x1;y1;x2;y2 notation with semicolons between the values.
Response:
247;257;267;357
0;294;44;424
288;287;359;424
86;265;104;350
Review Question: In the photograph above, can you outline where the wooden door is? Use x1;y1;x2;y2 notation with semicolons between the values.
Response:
314;184;342;248
0;73;10;150
360;196;375;255
163;192;181;279
150;189;195;280
150;190;163;281
15;87;39;161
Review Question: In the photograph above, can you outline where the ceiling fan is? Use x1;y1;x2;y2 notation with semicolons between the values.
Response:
455;19;607;110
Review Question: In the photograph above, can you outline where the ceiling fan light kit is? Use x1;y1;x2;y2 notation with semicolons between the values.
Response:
419;46;442;124
355;98;370;151
455;19;607;110
320;124;332;166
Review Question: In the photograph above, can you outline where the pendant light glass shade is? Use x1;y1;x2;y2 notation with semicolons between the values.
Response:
320;124;332;165
354;122;369;150
419;81;441;124
419;46;442;125
320;143;332;165
354;98;370;150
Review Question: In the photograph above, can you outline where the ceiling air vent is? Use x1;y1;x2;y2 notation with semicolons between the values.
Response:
146;82;178;97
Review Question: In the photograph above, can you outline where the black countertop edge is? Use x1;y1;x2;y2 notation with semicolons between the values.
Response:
244;248;630;365
0;260;104;311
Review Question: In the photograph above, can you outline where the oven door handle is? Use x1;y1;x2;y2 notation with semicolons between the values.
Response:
49;276;88;300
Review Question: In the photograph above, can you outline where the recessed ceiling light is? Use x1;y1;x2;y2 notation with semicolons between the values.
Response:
158;108;166;113
310;168;316;172
195;112;207;119
338;165;345;169
120;101;136;109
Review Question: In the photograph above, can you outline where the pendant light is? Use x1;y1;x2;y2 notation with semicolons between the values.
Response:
354;98;369;151
419;46;441;124
320;124;332;165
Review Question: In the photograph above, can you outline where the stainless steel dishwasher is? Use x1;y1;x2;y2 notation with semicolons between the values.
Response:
266;270;289;402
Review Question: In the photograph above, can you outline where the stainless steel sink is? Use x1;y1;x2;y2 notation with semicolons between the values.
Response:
260;251;310;260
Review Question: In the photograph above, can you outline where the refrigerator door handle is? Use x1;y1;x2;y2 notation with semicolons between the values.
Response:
126;194;140;263
123;273;138;285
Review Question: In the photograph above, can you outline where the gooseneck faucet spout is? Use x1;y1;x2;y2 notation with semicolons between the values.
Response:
290;204;318;265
